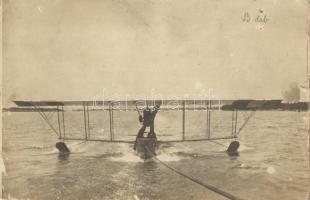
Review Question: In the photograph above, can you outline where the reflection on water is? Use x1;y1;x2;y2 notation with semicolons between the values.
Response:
58;152;70;161
2;111;309;200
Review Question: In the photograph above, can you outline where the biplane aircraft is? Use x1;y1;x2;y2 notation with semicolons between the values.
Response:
13;100;255;160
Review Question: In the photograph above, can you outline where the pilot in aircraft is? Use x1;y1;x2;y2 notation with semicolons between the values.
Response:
133;103;161;150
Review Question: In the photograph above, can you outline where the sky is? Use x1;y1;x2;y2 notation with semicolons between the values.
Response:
3;0;310;106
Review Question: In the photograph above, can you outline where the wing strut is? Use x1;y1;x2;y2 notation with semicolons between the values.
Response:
235;110;256;136
61;106;66;139
109;102;114;141
32;104;61;137
231;110;238;137
83;102;91;140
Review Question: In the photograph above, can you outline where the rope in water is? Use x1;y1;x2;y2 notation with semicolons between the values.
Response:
144;145;245;200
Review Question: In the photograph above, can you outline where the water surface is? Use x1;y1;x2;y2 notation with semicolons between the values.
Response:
3;111;309;200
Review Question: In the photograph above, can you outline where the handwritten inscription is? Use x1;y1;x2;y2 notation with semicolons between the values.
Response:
243;10;268;24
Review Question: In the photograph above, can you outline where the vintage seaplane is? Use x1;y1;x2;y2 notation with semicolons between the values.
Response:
13;100;255;160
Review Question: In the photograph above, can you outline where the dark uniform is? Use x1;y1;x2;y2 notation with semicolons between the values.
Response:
134;105;160;150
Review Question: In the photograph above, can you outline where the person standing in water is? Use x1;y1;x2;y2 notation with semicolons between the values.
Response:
134;104;160;150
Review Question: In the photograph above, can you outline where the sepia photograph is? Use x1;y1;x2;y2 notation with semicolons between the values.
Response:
2;0;310;199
